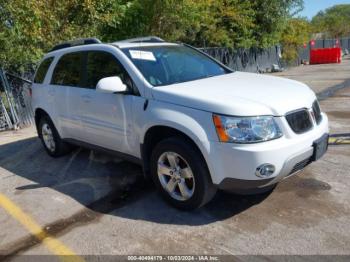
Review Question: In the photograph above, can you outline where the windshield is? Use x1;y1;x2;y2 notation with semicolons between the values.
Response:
121;45;230;87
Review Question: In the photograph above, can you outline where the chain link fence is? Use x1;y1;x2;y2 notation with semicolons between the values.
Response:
0;97;12;131
0;69;34;131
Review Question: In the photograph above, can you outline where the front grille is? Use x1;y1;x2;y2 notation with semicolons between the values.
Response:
312;100;322;124
286;109;313;134
289;157;312;175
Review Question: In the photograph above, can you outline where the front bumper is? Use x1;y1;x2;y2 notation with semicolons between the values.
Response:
206;113;329;190
217;145;314;192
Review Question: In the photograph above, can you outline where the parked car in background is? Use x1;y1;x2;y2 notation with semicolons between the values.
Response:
32;37;329;210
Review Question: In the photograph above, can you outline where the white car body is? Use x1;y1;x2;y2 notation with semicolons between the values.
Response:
32;38;329;197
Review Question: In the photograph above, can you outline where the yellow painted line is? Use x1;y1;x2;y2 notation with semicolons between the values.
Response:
329;137;350;144
0;193;84;262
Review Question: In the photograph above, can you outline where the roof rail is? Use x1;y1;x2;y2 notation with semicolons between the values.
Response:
50;38;102;52
115;36;165;44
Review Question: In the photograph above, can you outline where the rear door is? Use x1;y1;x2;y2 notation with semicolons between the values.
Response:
50;52;85;139
78;50;135;154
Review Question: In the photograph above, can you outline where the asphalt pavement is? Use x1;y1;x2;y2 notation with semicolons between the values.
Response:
0;57;349;260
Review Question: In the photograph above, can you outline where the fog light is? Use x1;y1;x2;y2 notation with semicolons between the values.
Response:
255;164;275;178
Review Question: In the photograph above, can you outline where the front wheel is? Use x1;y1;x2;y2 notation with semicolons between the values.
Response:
150;137;217;210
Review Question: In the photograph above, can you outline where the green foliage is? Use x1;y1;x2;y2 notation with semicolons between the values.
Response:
311;4;350;38
0;0;305;71
103;0;303;48
119;0;257;48
248;0;304;47
281;18;310;61
0;0;131;70
193;0;256;48
100;0;204;43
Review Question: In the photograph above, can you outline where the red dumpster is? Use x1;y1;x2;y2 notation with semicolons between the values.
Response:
310;47;342;64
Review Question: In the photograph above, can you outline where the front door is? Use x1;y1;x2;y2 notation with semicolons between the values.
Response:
78;50;135;155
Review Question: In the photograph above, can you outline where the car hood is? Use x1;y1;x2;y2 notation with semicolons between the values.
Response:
151;72;317;116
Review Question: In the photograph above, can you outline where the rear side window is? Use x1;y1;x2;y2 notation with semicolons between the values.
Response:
85;51;126;89
34;57;54;84
51;52;84;87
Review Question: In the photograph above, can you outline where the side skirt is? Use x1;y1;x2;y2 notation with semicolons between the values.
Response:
63;138;143;165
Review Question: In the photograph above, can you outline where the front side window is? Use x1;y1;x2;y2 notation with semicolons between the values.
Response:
34;57;54;84
51;52;84;87
84;51;136;93
85;51;124;89
121;45;230;87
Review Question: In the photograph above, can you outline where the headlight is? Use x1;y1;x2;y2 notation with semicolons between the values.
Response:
213;114;282;143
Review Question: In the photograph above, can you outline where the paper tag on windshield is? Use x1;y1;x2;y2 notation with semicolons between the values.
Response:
129;50;156;61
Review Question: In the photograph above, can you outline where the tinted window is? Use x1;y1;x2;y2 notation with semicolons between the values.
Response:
34;57;54;84
85;51;131;89
122;46;229;87
51;52;83;86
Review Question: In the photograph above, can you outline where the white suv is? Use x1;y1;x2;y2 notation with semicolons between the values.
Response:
32;37;329;210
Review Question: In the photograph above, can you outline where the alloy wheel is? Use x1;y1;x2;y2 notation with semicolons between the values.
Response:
42;123;56;152
157;152;195;201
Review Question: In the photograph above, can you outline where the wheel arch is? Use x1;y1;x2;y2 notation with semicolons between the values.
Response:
140;125;211;180
34;108;50;133
34;108;62;137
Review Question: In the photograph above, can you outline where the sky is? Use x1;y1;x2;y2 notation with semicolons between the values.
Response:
300;0;350;19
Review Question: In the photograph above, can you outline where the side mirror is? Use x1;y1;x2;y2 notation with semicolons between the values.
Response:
96;76;128;94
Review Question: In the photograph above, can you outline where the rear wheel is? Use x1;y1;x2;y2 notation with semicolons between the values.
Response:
38;116;71;157
150;137;217;210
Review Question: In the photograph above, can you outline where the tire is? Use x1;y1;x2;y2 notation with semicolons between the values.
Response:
38;115;71;157
150;137;217;210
